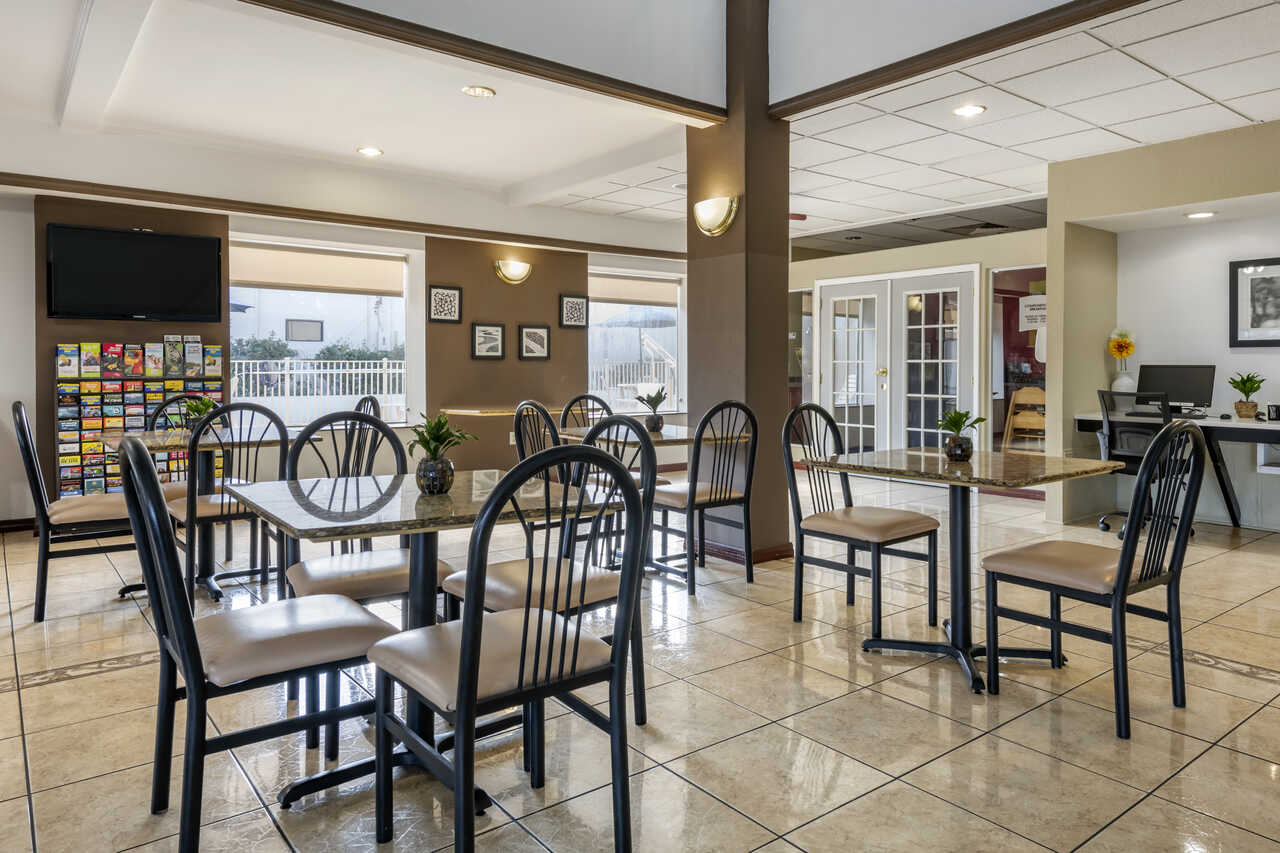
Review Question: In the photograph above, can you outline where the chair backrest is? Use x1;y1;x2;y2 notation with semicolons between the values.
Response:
782;403;852;524
354;395;382;419
1115;420;1206;593
11;402;50;525
1009;386;1046;408
560;394;613;429
1097;390;1170;462
688;400;758;505
185;402;288;519
514;400;560;463
581;414;657;511
286;410;406;481
147;394;210;431
455;444;644;719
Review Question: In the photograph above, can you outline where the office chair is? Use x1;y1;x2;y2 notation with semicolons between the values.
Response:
1096;389;1170;536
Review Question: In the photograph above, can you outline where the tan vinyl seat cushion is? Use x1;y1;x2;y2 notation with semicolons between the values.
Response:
981;541;1121;595
589;471;670;488
165;494;244;521
440;557;620;612
653;481;743;509
801;507;939;543
47;493;130;526
368;608;612;713
286;549;453;600
195;593;397;687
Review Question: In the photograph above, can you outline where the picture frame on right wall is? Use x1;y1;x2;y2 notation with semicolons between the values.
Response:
1229;257;1280;347
559;293;588;328
471;322;505;359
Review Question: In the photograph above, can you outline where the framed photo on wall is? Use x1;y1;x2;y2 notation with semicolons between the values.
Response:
471;322;505;359
518;325;551;360
428;285;462;323
1230;257;1280;346
559;293;588;328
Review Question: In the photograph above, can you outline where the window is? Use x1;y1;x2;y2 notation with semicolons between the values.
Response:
587;275;681;414
285;318;324;342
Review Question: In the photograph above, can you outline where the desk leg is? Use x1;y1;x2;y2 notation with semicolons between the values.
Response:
1204;434;1242;528
194;450;222;600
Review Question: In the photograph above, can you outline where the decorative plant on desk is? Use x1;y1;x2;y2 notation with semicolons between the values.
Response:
1107;329;1137;393
938;410;985;462
183;396;216;424
1228;371;1265;419
635;388;667;433
407;412;477;495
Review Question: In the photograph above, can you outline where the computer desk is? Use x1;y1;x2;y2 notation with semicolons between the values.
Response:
1074;410;1280;528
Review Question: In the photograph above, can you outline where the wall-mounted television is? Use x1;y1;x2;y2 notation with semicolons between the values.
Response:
46;223;222;322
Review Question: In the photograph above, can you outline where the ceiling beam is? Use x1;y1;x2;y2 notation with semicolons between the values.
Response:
59;0;155;131
504;127;685;207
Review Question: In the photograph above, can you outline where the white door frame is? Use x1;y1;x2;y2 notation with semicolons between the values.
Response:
988;263;1048;449
814;263;982;448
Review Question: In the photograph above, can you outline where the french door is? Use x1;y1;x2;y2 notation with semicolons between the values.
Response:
819;280;889;453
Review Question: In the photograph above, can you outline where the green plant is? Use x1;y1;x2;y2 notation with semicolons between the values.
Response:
407;412;477;461
937;410;986;436
1228;371;1265;401
184;396;216;420
635;388;667;414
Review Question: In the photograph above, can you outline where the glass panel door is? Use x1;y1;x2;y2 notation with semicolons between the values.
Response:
819;281;889;452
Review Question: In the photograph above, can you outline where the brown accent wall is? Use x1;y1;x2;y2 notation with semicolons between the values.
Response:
424;237;588;471
34;196;230;490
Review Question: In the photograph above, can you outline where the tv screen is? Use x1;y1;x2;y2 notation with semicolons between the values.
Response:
47;224;222;322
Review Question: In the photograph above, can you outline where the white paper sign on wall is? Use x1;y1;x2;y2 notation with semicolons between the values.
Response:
1019;294;1047;332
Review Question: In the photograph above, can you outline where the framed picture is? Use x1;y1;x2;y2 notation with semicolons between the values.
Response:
1230;257;1280;347
518;325;551;360
471;322;505;359
559;293;588;328
428;285;462;323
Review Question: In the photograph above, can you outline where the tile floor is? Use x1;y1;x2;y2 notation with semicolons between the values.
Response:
3;477;1280;851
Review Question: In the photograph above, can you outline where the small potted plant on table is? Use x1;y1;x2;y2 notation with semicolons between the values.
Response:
1229;371;1265;419
938;410;985;462
408;412;477;495
635;388;667;433
184;396;216;423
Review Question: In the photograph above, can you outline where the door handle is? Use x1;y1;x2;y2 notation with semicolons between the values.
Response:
876;368;888;377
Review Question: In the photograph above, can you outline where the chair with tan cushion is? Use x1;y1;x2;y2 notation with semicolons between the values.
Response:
118;435;397;853
783;404;940;632
288;548;454;605
983;420;1207;739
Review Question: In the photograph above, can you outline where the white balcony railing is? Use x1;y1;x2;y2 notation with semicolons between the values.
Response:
588;359;678;414
230;358;407;425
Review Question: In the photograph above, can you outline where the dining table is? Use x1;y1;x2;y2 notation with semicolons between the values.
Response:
807;448;1123;693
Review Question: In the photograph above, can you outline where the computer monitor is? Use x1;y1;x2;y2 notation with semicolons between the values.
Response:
1137;364;1216;409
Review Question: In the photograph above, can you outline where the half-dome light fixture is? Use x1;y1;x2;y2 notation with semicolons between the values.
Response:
494;259;532;285
692;196;740;237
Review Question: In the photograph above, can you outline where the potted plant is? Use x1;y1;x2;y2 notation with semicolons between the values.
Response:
407;412;477;495
184;396;216;423
937;410;985;462
635;388;668;432
1107;329;1137;392
1229;371;1265;419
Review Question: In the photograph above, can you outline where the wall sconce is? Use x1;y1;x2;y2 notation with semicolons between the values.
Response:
494;259;532;285
692;196;739;237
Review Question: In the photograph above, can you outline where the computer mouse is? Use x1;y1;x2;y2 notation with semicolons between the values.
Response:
1220;413;1232;420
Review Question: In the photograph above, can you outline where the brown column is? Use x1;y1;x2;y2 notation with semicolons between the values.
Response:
685;0;792;562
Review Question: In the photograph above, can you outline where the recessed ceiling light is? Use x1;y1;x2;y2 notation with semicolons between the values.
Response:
952;104;987;118
462;85;496;98
356;146;383;157
1185;211;1215;219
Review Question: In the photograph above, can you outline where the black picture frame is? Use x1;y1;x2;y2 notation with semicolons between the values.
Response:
428;284;463;324
471;322;505;360
1229;257;1280;347
559;293;589;328
518;324;551;360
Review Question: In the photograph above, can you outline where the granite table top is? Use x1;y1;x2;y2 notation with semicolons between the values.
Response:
560;423;695;447
809;448;1123;489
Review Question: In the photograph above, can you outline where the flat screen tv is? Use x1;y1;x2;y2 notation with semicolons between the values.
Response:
46;223;222;322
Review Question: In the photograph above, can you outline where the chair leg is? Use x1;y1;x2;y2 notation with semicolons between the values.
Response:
178;690;207;852
260;524;271;586
985;574;1000;695
927;531;938;627
184;521;196;605
305;673;319;749
33;526;50;623
1168;582;1187;708
793;535;805;622
375;672;394;844
453;716;477;853
445;593;461;622
609;674;633;853
869;543;882;639
152;651;178;813
697;510;706;568
845;542;856;607
1049;593;1064;668
742;502;754;584
249;519;258;571
528;699;546;789
1111;599;1131;739
661;509;668;559
324;668;340;761
224;520;232;561
630;620;647;725
685;509;697;594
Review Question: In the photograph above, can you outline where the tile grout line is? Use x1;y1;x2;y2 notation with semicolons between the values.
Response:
2;535;38;853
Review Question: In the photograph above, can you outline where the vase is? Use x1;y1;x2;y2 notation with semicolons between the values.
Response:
1111;370;1138;393
1235;401;1258;419
944;434;973;462
416;457;455;494
644;413;664;432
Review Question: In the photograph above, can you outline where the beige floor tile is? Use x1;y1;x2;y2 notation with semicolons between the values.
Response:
1157;746;1280;840
1003;621;1154;664
1079;795;1280;852
752;840;800;852
1210;599;1280;636
786;781;1043;852
0;736;26;802
987;639;1116;694
435;822;551;853
1222;705;1280;763
523;766;773;853
1183;622;1280;671
15;630;158;676
1066;668;1262;741
569;662;678;705
645;582;764;623
1180;554;1280;603
708;570;829;606
906;736;1143;852
0;692;21;740
596;679;767;763
1127;644;1280;703
994;697;1210;789
9;605;153;654
686;654;851;719
0;797;32;852
874;658;1055;730
233;718;378;802
780;587;906;629
780;690;980;775
641;625;766;678
130;809;290;852
1128;586;1235;622
24;705;191;792
667;724;889;835
21;662;161;733
31;753;259;851
700;607;839;652
776;629;935;686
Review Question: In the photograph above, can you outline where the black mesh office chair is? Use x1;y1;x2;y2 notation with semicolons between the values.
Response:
1096;389;1169;535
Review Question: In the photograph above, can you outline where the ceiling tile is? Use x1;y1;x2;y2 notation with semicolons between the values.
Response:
806;180;904;203
1014;127;1137;159
964;33;1110;82
789;169;847;193
862;191;954;214
788;194;860;219
954;188;1037;204
565;198;639;215
1227;88;1280;121
570;178;630;197
920;177;1008;201
858;221;951;240
962;110;1092;145
1014;198;1048;213
900;86;1042;131
937;148;1043;176
879;132;994;165
790;136;858;167
1090;0;1271;46
1107;103;1250;142
864;165;958;190
595;186;683;207
619;208;683;222
817;114;940;150
811;152;909;180
790;102;880;136
1058;79;1208;125
908;213;982;229
652;152;686;172
1181;51;1280;100
981;162;1051;188
603;164;678;187
638;172;686;193
860;71;983;111
539;193;586;207
789;215;849;234
655;197;686;212
969;205;1046;227
1000;51;1163;105
1125;5;1280;75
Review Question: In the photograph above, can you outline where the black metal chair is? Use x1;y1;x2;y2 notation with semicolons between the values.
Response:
515;400;560;462
354;394;382;419
1097;389;1171;535
11;401;135;622
560;393;612;429
652;400;758;594
371;443;645;852
118;435;396;852
984;419;1207;738
782;403;939;627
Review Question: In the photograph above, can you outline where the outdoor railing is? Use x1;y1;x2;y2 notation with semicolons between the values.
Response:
588;359;678;413
230;358;407;425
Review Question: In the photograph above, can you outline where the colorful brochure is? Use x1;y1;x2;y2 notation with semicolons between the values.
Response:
124;344;144;377
101;343;123;378
203;344;223;377
79;343;101;377
163;335;183;378
56;344;79;378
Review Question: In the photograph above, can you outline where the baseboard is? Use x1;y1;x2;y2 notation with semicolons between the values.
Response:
0;517;35;534
655;463;685;474
701;540;794;564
